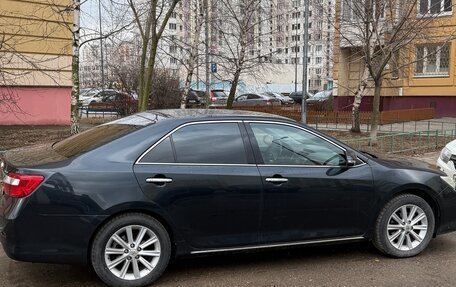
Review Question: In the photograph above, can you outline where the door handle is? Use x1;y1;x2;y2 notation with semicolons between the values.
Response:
146;177;173;184
265;177;289;184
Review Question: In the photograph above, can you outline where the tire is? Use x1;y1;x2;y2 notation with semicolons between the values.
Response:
91;213;171;287
373;194;435;258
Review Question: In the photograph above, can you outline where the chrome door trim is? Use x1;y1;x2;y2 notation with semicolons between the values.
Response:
190;236;365;254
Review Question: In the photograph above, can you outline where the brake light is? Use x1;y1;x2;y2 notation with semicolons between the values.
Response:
2;173;44;198
210;92;215;102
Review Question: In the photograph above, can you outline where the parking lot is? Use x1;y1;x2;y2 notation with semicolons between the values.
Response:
0;232;455;287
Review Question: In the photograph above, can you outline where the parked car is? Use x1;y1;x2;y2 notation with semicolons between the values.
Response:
234;93;281;107
209;90;229;107
80;89;118;107
289;91;313;104
307;90;333;104
264;92;295;105
96;92;138;116
2;110;456;287
437;139;456;188
185;89;206;108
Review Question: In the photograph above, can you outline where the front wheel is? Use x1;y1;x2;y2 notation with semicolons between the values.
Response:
91;213;171;287
373;194;435;258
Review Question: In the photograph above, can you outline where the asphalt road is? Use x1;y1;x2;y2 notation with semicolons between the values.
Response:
1;233;456;287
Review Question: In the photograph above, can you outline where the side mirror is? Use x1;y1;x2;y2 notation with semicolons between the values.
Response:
346;150;357;167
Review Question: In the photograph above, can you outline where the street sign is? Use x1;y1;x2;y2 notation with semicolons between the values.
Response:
211;63;217;73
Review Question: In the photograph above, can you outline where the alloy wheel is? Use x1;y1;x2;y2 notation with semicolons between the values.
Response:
104;225;161;281
387;204;428;251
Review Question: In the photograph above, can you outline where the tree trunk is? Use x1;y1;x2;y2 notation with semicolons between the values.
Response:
369;81;382;146
181;0;204;109
226;70;241;109
139;42;158;112
226;44;246;109
351;65;369;133
70;1;80;135
137;38;149;112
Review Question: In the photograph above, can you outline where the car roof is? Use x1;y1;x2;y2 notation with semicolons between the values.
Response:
141;109;293;122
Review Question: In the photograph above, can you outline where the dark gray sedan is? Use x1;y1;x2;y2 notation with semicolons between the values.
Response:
1;110;456;287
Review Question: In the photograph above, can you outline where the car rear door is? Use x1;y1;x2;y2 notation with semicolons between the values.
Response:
246;121;374;244
133;121;263;250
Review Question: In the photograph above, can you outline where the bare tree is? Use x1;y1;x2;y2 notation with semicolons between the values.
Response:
337;0;456;141
51;0;135;133
128;0;181;112
179;0;205;108
212;0;280;108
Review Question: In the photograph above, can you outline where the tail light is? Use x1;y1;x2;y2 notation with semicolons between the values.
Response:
2;173;44;198
210;92;215;102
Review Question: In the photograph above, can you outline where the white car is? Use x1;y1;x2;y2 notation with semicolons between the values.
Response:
437;139;456;188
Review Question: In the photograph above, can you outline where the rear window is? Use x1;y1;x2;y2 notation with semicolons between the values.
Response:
53;113;165;158
213;91;227;98
53;125;141;158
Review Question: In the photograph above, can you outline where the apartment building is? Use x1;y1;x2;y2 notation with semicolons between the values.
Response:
0;0;73;125
273;0;335;93
79;0;335;94
333;0;456;117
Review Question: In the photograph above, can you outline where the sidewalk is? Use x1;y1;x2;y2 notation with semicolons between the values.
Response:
413;151;440;166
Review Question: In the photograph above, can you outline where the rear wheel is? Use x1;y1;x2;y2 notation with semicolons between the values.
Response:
373;194;435;258
91;213;171;287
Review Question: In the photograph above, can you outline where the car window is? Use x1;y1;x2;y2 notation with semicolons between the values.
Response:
250;123;346;166
212;91;227;98
141;137;175;163
247;94;260;100
172;123;247;164
53;124;144;158
237;95;247;101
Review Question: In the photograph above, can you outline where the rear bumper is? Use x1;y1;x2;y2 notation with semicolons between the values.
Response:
0;209;108;265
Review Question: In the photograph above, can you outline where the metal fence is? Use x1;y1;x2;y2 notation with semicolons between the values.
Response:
342;129;456;154
310;119;456;134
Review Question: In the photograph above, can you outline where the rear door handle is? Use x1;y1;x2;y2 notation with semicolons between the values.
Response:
146;178;173;184
265;177;289;183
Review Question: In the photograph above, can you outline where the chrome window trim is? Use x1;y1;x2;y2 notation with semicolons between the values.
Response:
136;163;256;167
136;119;367;168
190;236;365;254
245;120;366;168
135;120;244;165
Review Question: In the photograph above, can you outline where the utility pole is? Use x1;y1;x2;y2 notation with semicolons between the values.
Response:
294;7;298;93
301;0;310;124
204;0;210;107
98;0;105;91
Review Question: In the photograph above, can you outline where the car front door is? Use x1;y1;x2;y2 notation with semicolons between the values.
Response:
246;121;374;244
134;121;263;250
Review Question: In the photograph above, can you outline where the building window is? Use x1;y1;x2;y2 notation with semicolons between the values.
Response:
415;43;450;76
169;45;178;54
169;23;177;30
419;0;452;15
